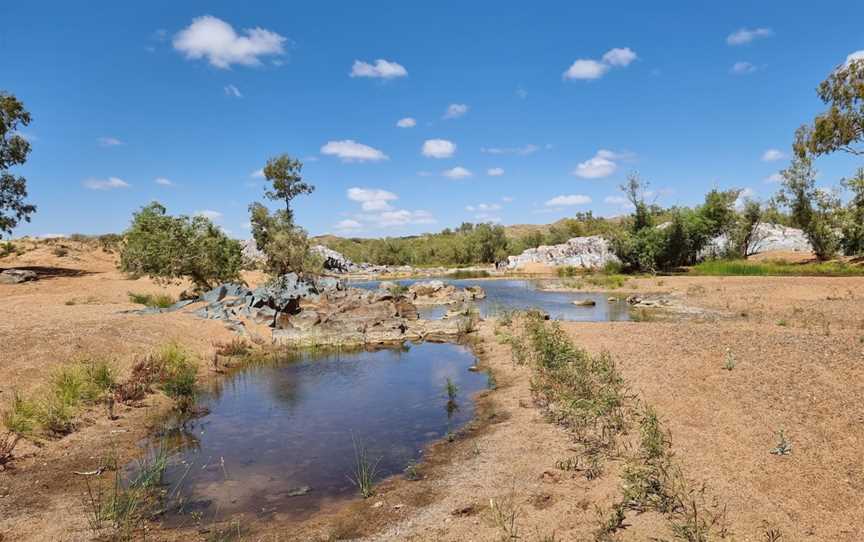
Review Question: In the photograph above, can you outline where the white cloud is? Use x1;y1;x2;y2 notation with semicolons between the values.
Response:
396;117;416;128
501;196;514;203
443;103;469;119
195;210;223;221
347;187;398;211
602;47;637;67
465;203;502;212
154;177;174;186
730;61;757;75
250;168;264;178
726;27;773;46
487;167;504;176
173;15;286;69
764;172;784;183
563;59;609;80
422;139;456;158
563;47;638;80
761;148;785;162
224;84;242;97
572;149;628;179
481;144;538;156
604;195;628;205
443;166;472;180
735;187;756;209
321;140;388;162
545;194;592;207
98;137;123;147
374;209;435;227
83;177;130;190
335;219;363;230
350;59;407;79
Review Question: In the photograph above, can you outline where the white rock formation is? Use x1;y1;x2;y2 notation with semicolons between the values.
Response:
506;235;620;270
703;223;812;257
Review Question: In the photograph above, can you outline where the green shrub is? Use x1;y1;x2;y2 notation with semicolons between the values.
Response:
120;202;242;291
153;344;197;401
2;391;38;435
128;292;175;308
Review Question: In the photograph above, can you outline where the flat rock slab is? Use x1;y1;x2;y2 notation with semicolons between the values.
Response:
0;269;38;284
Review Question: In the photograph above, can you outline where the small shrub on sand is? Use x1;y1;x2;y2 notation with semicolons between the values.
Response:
0;432;20;469
153;343;198;402
127;291;175;309
2;391;38;435
214;338;251;357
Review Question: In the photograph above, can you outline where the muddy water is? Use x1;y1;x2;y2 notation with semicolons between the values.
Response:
352;278;631;321
146;343;486;524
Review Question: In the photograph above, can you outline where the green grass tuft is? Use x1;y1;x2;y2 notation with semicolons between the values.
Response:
692;259;864;277
128;291;176;308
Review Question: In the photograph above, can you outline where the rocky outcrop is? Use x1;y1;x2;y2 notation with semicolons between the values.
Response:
401;280;486;305
133;273;476;347
506;236;620;270
702;223;812;258
311;245;360;273
0;269;38;284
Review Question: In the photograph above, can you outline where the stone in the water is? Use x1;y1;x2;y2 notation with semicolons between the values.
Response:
572;299;596;307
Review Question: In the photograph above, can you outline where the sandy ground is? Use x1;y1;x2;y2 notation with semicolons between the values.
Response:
1;240;863;541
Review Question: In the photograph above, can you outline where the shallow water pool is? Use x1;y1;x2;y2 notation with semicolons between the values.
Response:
145;342;486;523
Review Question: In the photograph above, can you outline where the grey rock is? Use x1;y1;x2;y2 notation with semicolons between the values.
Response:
0;269;38;284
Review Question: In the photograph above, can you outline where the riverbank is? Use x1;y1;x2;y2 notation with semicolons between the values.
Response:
2;239;863;540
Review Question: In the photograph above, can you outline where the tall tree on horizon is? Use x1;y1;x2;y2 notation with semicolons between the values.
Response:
262;154;314;224
0;91;37;237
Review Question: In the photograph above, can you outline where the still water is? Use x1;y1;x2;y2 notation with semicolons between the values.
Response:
147;343;486;523
352;278;631;321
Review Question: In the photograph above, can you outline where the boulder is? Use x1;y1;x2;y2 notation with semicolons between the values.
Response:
407;281;486;305
701;223;813;258
0;269;37;284
311;245;359;273
506;236;620;270
572;299;597;307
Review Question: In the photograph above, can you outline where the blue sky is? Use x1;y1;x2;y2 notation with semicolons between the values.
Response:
2;1;863;239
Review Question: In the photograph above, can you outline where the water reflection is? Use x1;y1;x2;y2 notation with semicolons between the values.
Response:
142;342;485;524
352;278;631;321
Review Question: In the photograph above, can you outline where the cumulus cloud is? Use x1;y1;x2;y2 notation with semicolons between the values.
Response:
604;196;628;205
350;59;407;79
730;61;757;75
321;140;388;162
250;168;264;178
443;103;469;119
601;47;638;67
545;194;592;206
195;209;223;221
98;137;123;147
764;172;784;183
465;203;502;212
396;117;416;128
481;144;538;156
443;166;472;180
338;188;436;231
572;149;631;179
487;167;504;176
563;47;637;80
563;59;609;80
224;84;242;97
173;15;286;69
422;139;456;158
761;148;785;162
154;177;174;186
83;177;130;190
347;187;398;211
726;27;773;46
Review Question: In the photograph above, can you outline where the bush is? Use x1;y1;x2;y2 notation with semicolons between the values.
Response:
249;203;322;277
119;202;242;291
841;168;864;256
128;292;175;309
